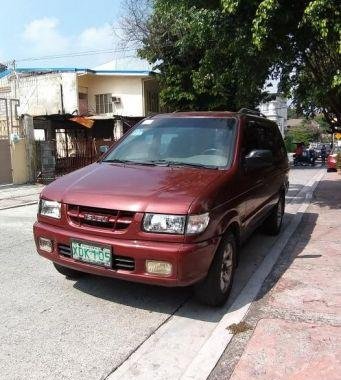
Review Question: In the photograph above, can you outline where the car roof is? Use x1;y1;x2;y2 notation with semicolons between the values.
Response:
152;111;237;118
150;111;276;125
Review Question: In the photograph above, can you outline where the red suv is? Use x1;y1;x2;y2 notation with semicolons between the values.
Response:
34;110;289;306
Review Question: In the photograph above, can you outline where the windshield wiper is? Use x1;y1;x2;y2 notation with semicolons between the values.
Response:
148;160;218;169
169;161;219;169
102;159;156;166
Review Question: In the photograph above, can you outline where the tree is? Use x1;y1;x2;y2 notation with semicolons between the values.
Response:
223;0;341;131
286;120;320;146
122;0;340;130
130;1;273;111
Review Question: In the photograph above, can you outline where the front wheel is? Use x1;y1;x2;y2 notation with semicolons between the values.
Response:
53;263;85;279
194;232;236;307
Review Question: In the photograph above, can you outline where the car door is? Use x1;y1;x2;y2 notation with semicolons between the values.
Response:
262;122;288;207
240;119;268;230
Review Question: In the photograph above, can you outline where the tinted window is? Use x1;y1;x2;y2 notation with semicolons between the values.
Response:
243;120;286;161
103;117;237;169
243;121;269;154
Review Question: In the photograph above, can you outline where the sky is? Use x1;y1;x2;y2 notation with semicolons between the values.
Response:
0;0;147;70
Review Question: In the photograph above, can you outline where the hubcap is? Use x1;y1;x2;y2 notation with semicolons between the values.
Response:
220;243;233;292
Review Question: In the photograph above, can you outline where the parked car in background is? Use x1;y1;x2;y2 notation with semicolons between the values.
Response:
33;109;289;306
311;142;331;159
327;146;341;172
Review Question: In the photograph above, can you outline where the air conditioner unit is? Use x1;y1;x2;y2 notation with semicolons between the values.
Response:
112;96;121;104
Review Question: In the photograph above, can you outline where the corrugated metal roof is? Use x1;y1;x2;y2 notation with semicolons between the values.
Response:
0;67;154;79
0;69;12;79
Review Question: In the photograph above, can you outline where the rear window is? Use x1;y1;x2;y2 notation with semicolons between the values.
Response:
103;117;237;169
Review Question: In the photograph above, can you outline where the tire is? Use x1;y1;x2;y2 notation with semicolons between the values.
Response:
194;232;236;307
263;194;285;236
53;262;85;279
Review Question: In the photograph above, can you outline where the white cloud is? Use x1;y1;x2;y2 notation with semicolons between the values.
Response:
78;23;115;51
19;17;140;68
23;17;69;55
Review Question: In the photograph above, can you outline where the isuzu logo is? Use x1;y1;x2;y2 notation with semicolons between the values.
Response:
83;213;110;223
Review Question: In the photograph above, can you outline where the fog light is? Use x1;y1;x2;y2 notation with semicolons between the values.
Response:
39;237;53;253
146;260;172;276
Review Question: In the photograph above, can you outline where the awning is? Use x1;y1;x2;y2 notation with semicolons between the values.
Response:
70;116;95;129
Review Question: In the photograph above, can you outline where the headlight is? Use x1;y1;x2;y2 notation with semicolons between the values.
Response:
142;212;210;235
186;213;210;234
39;199;61;219
143;214;186;234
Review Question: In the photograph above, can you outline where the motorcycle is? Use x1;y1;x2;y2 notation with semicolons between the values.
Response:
293;149;316;166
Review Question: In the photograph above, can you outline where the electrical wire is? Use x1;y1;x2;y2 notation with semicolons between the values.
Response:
2;47;138;65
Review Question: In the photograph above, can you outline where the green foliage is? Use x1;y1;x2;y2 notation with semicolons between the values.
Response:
138;0;340;128
247;0;341;131
286;122;320;146
140;1;271;111
284;134;295;153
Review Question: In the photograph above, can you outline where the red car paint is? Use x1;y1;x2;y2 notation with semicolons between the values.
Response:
327;148;340;172
33;112;289;286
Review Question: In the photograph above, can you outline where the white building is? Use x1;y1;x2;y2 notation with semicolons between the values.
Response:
0;66;159;118
259;94;287;136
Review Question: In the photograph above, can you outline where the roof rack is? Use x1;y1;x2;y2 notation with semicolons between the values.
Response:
238;108;267;118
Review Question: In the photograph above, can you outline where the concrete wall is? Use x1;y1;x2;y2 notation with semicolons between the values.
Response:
0;139;12;184
77;74;145;116
0;73;78;116
10;139;29;184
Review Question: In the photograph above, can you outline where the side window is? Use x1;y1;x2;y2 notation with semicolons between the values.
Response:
266;124;286;161
243;121;259;155
254;123;270;150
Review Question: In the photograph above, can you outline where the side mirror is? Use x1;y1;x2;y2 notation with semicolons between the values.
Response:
244;149;273;169
99;145;109;154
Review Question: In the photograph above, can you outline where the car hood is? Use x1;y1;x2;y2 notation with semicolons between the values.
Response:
41;163;225;214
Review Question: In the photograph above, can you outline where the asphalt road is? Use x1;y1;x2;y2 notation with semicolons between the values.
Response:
0;166;324;380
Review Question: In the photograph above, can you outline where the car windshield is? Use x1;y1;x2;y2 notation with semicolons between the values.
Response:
102;117;237;169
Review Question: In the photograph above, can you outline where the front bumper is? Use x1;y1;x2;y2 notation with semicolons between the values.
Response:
33;222;220;287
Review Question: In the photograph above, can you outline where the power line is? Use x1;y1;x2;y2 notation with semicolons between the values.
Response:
3;47;138;65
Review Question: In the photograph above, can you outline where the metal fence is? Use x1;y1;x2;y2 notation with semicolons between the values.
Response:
36;137;115;183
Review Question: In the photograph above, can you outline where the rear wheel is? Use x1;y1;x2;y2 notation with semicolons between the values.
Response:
53;263;85;279
194;232;236;307
263;194;285;235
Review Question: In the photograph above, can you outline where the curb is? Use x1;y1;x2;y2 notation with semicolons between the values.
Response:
181;169;326;380
0;201;38;211
107;169;326;380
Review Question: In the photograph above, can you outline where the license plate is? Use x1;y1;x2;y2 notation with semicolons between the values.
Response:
71;240;112;268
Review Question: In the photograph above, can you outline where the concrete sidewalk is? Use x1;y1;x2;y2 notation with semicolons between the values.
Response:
0;184;43;210
210;171;341;380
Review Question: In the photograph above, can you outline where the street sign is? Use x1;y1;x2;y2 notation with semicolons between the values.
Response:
335;133;341;140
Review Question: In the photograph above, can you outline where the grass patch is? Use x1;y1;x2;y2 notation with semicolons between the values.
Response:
227;321;252;335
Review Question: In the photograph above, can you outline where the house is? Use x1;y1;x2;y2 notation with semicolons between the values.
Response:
259;94;288;136
0;65;159;182
0;66;159;125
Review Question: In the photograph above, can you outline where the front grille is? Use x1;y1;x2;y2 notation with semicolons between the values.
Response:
114;256;135;271
67;205;135;231
57;244;135;271
59;244;71;257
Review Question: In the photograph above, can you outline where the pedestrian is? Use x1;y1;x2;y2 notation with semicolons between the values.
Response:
321;144;327;164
